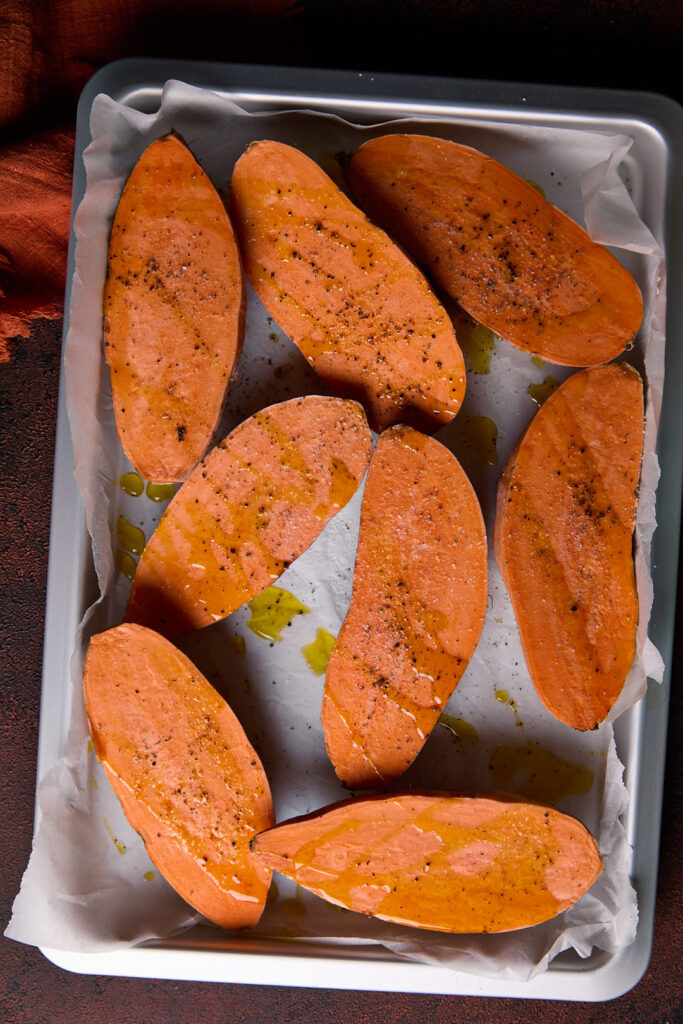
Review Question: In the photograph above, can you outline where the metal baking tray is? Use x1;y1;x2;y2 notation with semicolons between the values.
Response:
37;59;683;999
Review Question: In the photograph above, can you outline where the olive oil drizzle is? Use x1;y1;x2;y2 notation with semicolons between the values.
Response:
248;176;464;419
451;308;495;375
528;375;560;407
327;430;478;773
114;549;137;581
103;816;127;855
106;654;268;898
502;382;634;718
438;713;479;746
273;798;573;933
146;482;177;502
488;740;594;805
495;690;523;727
115;515;145;556
301;628;337;674
139;409;360;627
119;472;144;496
247;587;311;642
461;415;499;465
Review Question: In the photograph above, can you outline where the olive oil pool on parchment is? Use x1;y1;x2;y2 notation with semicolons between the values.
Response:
301;628;336;675
246;588;338;679
488;740;594;806
246;586;311;643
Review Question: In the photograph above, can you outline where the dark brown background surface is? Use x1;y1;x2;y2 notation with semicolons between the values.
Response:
2;2;682;1021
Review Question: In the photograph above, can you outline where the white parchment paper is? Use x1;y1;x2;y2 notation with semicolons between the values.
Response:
6;81;667;981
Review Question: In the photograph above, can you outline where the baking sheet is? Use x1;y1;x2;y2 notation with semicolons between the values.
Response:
5;69;675;992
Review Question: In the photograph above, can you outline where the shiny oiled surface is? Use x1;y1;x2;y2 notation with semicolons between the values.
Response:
125;396;372;638
251;793;602;934
348;134;643;366
322;426;488;787
494;364;644;730
5;318;681;1017
83;624;274;928
230;140;466;432
246;585;311;642
3;6;682;1007
104;134;245;483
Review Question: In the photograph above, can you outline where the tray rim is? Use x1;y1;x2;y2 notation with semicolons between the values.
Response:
34;57;683;1001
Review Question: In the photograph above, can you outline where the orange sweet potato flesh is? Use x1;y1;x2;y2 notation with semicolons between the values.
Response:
322;425;488;788
251;792;602;934
348;134;643;366
83;623;274;929
125;395;372;638
104;133;245;483
494;364;644;730
230;141;466;433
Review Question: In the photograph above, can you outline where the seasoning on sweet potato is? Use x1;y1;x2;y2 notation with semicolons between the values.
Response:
494;364;644;731
125;396;372;638
230;141;466;433
348;134;643;366
251;792;602;934
104;133;245;483
322;425;488;788
83;623;274;929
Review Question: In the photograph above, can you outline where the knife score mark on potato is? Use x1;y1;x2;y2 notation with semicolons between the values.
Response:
230;140;466;433
83;623;274;929
322;425;488;788
348;134;643;367
494;364;644;730
104;133;245;483
125;396;372;639
251;792;603;934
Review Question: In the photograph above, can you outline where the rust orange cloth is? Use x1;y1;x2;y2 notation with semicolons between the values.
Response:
0;128;74;361
0;0;298;360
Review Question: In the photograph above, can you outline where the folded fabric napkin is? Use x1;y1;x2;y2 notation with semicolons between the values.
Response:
0;128;74;360
0;0;298;361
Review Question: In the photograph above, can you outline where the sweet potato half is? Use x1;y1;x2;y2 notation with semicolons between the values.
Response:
125;395;372;638
83;623;274;929
230;141;466;432
251;792;602;934
494;364;644;730
322;425;488;788
348;134;643;366
104;133;245;483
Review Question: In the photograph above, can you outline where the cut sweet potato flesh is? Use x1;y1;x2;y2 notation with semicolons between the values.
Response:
322;426;488;788
125;396;372;638
83;623;274;929
230;140;466;432
494;364;644;730
104;133;245;483
348;134;643;366
251;792;602;934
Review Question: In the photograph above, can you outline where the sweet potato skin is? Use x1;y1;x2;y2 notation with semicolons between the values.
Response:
125;396;372;638
251;792;602;934
348;134;643;366
230;140;466;433
83;623;274;929
494;364;644;730
322;425;488;788
104;133;245;483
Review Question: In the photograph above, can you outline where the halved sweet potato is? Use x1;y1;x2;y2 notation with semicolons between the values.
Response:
83;623;274;929
230;141;466;432
494;364;644;730
322;425;488;788
104;133;245;483
125;396;372;638
251;792;602;934
348;134;643;366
